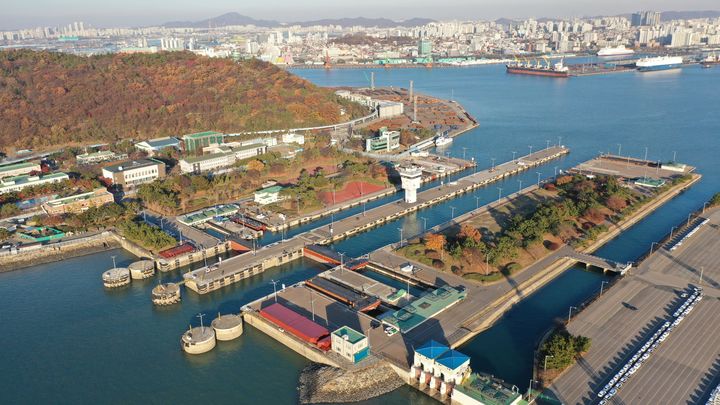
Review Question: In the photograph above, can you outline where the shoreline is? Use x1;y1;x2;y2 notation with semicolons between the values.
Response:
0;234;121;273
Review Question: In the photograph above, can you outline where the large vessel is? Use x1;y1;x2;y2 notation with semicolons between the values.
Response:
636;55;683;72
597;45;635;57
701;53;720;68
506;58;569;77
434;134;453;146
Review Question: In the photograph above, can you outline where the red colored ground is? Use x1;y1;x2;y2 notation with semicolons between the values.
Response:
318;181;386;205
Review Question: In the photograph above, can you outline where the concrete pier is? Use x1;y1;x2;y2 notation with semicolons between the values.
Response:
181;326;216;354
102;267;130;288
211;314;244;341
151;283;181;305
128;260;155;279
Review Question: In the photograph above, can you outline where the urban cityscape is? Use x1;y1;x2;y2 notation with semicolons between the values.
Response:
1;2;719;405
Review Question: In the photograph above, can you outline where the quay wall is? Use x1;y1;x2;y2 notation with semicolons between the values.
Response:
0;231;119;272
452;173;701;347
242;311;341;367
157;241;232;272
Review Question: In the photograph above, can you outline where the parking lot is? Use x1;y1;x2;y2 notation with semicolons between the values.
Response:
548;208;720;405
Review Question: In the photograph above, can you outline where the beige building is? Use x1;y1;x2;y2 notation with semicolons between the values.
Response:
42;188;114;215
101;159;166;188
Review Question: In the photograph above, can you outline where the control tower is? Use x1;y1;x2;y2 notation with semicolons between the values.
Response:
399;165;423;204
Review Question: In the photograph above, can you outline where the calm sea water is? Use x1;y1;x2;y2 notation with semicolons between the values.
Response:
1;64;718;404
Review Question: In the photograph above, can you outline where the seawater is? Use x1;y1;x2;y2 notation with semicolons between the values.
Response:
1;64;718;404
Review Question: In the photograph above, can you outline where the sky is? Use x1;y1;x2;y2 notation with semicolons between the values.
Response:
1;0;718;30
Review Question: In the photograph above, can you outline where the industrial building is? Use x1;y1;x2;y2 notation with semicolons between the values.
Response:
182;131;224;153
101;159;166;188
377;101;404;118
75;150;127;166
365;129;400;152
0;172;69;194
134;137;181;156
42;188;114;215
0;162;41;179
331;326;369;364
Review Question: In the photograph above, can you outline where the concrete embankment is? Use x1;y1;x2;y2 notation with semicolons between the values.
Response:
0;231;120;272
454;173;701;347
298;362;405;404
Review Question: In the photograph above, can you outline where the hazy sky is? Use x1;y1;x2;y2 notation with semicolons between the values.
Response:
2;0;717;30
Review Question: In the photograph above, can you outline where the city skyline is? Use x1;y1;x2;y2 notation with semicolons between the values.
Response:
2;0;719;30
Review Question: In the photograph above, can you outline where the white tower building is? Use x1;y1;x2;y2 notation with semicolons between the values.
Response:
399;165;423;204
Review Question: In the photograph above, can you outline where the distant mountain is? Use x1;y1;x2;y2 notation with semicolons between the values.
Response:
162;13;434;28
163;12;278;28
294;17;435;28
660;10;720;21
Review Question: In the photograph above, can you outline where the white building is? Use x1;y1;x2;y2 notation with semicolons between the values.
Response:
0;162;41;179
254;186;285;205
331;326;369;364
411;340;471;395
281;133;305;145
179;152;236;174
0;172;69;194
101;159;165;188
399;165;423;204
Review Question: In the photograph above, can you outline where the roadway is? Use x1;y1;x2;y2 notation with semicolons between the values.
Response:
548;208;720;405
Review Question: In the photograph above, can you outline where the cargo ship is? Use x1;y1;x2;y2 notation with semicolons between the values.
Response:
636;55;683;72
506;58;569;77
597;45;634;57
701;53;719;68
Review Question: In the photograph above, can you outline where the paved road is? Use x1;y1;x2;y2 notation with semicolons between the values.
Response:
549;208;720;405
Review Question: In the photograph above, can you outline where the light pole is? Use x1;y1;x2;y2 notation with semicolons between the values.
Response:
474;196;481;209
528;379;537;401
650;241;658;253
644;146;649;161
339;252;345;272
517;179;523;193
536;172;542;187
600;280;609;295
497;187;503;203
687;213;692;226
528;145;533;155
568;306;577;322
700;266;704;285
397;227;404;247
703;201;709;213
558;136;562;147
544;355;554;372
546;139;550;150
271;280;279;302
111;255;117;270
672;150;677;162
554;166;558;177
462;147;467;160
420;217;428;233
617;143;622;156
197;313;206;333
512;151;517;163
491;157;496;172
670;226;676;239
450;206;456;219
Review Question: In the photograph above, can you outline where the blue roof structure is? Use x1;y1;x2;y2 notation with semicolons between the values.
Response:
436;349;470;370
415;340;449;360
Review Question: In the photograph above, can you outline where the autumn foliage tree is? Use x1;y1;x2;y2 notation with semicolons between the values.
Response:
424;233;446;252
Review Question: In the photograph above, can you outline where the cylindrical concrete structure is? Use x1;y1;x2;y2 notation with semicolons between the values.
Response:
151;283;181;305
181;327;216;354
211;314;244;341
128;260;155;280
102;267;131;288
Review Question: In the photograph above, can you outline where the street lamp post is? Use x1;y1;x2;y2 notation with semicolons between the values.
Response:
544;355;554;372
528;379;537;401
650;241;658;253
670;226;676;239
536;172;542;187
512;151;517;163
475;196;481;209
568;306;577;322
617;143;622;156
546;139;550;150
450;206;456;219
517;179;523;193
397;228;404;247
420;217;428;233
687;213;692;226
491;157;496;172
528;145;533;155
270;280;279;302
703;202;709;213
462;147;467;160
600;280;609;295
497;187;503;203
558;136;562;147
554;166;558;177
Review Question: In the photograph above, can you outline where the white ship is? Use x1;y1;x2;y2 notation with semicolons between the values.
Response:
597;45;635;57
434;135;453;147
636;55;683;72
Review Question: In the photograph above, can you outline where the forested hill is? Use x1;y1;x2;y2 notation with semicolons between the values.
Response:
0;50;365;150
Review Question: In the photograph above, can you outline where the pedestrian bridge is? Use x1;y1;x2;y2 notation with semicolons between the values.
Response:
563;247;632;275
